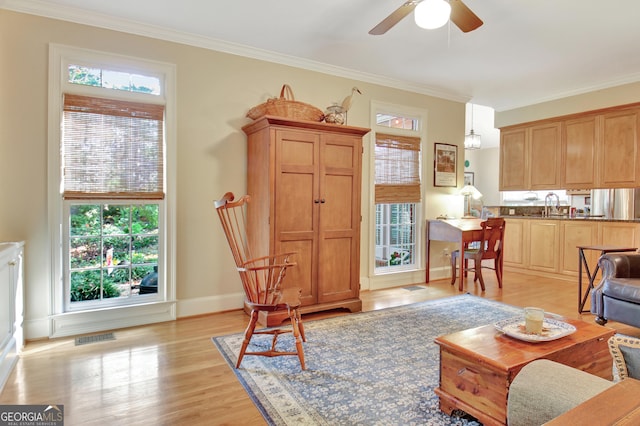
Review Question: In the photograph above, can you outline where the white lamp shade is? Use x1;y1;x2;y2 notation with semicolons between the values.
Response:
414;0;451;30
460;184;483;199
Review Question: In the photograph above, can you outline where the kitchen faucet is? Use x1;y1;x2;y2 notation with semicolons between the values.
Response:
544;192;560;217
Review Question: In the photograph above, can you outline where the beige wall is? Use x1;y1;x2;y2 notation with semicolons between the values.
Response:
495;81;640;128
0;10;466;338
464;147;501;206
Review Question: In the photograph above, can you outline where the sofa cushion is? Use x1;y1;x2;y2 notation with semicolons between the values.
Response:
608;334;640;380
507;359;613;426
601;277;640;304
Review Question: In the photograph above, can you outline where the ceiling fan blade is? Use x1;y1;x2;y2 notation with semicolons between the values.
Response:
369;1;419;35
450;0;483;33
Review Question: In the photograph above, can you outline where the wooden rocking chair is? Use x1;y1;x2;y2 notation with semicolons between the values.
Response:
214;192;306;369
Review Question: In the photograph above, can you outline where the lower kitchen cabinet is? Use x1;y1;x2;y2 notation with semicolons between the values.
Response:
503;219;528;268
560;221;598;276
529;221;560;273
503;218;640;280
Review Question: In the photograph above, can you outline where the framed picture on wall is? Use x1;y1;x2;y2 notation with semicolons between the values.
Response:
434;143;457;187
464;172;474;186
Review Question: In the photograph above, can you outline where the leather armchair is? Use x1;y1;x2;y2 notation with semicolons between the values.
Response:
591;252;640;328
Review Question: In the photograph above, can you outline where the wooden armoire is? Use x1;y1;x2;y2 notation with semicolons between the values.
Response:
242;115;370;325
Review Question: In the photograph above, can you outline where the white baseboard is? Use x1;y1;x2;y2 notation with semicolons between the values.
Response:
23;317;49;340
176;292;244;318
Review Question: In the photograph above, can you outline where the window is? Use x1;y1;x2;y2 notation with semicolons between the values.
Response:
373;112;422;272
49;45;176;336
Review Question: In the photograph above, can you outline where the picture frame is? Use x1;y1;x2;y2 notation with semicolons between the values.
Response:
434;143;457;187
464;172;474;186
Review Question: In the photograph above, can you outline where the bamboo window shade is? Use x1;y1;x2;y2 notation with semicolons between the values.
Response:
375;133;421;203
62;94;165;200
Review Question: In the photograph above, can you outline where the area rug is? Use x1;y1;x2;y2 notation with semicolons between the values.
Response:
212;294;523;425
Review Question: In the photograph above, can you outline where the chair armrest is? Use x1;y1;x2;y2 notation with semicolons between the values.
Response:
599;253;640;279
508;360;613;426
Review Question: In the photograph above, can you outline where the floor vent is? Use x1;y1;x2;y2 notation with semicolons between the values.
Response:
75;332;115;346
402;285;427;291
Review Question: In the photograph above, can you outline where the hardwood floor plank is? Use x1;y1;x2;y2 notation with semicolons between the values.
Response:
1;271;638;425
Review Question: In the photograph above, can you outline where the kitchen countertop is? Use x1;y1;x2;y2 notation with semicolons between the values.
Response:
501;215;640;223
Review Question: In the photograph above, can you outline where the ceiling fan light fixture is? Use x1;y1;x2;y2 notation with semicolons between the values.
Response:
414;0;452;30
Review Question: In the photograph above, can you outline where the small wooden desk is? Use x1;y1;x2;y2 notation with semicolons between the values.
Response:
577;245;637;313
546;378;640;425
426;219;484;290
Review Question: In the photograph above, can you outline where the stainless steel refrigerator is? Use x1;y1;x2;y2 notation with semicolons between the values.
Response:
591;188;640;220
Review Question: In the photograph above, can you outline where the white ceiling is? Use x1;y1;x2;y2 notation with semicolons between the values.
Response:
4;0;640;113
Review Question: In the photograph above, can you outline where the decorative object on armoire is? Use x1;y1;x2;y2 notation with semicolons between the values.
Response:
242;116;370;325
323;103;345;124
341;87;361;111
246;84;324;122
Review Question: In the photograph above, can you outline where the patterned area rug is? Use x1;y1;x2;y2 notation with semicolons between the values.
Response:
212;294;523;425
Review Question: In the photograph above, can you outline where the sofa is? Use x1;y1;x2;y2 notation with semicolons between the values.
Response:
508;334;640;425
507;359;614;426
591;252;640;328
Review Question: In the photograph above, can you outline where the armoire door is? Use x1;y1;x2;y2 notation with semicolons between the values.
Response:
317;133;362;303
273;128;320;306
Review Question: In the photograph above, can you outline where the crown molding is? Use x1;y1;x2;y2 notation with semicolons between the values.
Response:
1;0;470;104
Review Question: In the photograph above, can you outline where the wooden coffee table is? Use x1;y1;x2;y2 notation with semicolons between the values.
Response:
434;317;615;426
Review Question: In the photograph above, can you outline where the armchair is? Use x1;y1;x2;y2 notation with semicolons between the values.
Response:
591;252;640;328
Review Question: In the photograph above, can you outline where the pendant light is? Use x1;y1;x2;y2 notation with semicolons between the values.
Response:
465;103;481;150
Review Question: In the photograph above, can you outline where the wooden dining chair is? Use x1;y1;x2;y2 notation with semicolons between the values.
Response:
450;217;506;291
214;192;306;369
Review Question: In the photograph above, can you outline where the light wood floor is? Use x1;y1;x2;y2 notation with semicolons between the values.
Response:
2;271;638;425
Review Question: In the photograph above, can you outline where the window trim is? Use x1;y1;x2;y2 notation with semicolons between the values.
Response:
48;44;177;337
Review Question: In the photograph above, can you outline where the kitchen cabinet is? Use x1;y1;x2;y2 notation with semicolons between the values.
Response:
503;218;640;281
0;242;24;393
503;218;528;268
243;116;370;325
499;128;527;190
529;122;562;189
499;122;561;190
598;222;640;249
502;103;640;190
598;109;640;187
560;221;598;276
562;115;598;188
529;220;560;273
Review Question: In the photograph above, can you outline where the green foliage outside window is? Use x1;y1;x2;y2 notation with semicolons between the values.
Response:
69;204;159;302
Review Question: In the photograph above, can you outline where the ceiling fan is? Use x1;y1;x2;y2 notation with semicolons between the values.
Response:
369;0;483;35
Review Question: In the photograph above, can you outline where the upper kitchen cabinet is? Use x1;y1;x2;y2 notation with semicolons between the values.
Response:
529;122;562;189
562;115;598;188
499;122;561;190
499;128;527;190
598;109;640;188
502;103;640;191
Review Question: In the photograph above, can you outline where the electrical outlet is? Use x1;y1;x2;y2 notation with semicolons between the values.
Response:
509;209;515;215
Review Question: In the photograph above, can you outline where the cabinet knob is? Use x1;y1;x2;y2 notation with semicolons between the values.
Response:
320;199;326;204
